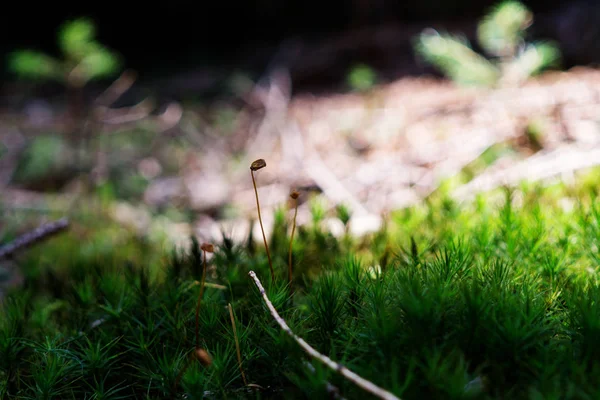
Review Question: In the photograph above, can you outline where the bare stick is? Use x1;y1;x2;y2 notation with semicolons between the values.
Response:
248;271;401;400
0;218;69;260
228;303;248;386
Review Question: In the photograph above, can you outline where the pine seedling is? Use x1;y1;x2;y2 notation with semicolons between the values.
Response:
250;159;275;282
8;18;123;176
289;190;300;286
414;1;560;87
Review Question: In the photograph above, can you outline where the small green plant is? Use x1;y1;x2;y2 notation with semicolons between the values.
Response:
414;0;560;87
8;18;123;181
8;17;121;86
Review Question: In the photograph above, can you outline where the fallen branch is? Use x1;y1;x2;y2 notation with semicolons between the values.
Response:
248;270;401;400
0;218;70;260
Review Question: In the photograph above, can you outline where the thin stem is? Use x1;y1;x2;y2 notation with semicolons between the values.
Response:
228;303;248;386
248;271;401;400
195;249;208;348
288;200;298;285
251;170;275;282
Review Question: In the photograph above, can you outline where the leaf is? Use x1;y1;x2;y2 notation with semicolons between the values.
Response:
477;0;533;57
7;50;63;81
59;17;97;60
415;29;500;87
502;42;561;84
79;47;121;80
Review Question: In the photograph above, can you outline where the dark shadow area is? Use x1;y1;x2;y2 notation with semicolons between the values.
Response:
0;0;597;102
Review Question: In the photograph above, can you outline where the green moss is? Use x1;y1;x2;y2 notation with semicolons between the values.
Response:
3;172;600;398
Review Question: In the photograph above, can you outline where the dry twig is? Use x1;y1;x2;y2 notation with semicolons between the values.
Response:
248;270;401;400
0;218;69;260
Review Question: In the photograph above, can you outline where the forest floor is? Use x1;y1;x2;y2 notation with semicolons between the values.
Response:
5;32;600;399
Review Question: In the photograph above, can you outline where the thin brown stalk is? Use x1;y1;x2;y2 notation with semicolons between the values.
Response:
250;160;274;282
248;271;401;400
228;303;248;386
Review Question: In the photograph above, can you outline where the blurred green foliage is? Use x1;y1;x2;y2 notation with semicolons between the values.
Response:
8;17;121;86
12;135;73;186
347;64;377;92
414;0;561;87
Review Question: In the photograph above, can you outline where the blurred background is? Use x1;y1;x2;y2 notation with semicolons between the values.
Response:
2;0;600;249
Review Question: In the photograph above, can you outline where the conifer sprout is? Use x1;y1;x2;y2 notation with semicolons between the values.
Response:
414;1;559;87
248;271;401;400
288;190;300;286
250;159;275;282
